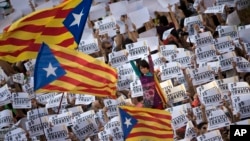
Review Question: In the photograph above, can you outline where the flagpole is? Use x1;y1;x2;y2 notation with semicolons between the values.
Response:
57;92;65;114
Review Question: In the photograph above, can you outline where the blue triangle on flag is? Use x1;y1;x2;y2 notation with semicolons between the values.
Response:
119;108;138;139
63;0;92;44
34;43;66;91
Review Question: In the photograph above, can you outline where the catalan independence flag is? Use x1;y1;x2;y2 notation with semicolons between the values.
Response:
0;0;92;63
33;43;117;97
119;106;173;141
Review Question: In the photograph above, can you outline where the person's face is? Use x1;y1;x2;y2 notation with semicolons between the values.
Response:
103;42;112;53
200;124;208;134
140;66;149;75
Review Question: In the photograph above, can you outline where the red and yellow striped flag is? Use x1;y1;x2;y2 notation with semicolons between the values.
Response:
34;43;117;98
119;106;173;141
0;0;92;63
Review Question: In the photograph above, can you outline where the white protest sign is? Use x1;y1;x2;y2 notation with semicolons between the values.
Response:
72;118;98;140
109;1;128;19
98;130;110;141
24;59;36;73
89;3;106;21
195;45;217;63
0;128;14;140
0;109;13;129
104;99;119;118
218;51;236;71
49;111;72;126
95;16;117;36
236;0;250;10
157;0;179;8
12;73;25;84
117;63;134;80
216;76;239;101
243;42;250;55
216;0;235;7
27;108;48;120
96;109;106;126
138;36;159;51
166;103;192;115
75;94;95;105
117;78;132;90
171;51;191;68
0;84;11;106
189;66;215;86
109;49;128;67
234;56;250;72
46;93;68;109
207;109;231;130
4;127;27;141
127;0;144;13
166;84;188;104
62;106;83;118
192;107;203;124
127;7;150;29
36;92;57;105
218;25;239;40
25;116;49;137
197;130;223;141
22;77;35;99
160;80;173;95
160;62;183;81
130;79;143;98
72;110;96;125
184;15;203;27
171;110;188;130
238;24;250;31
160;45;178;60
200;87;223;107
162;28;174;40
226;10;241;25
78;38;99;54
45;124;69;141
104;116;121;133
0;68;7;81
149;53;164;70
204;5;225;13
139;27;157;38
126;40;149;61
185;121;197;140
195;31;214;47
12;92;31;109
228;82;250;96
214;36;235;53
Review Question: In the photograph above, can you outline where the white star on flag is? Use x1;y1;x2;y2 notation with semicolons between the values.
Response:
43;63;57;77
70;9;84;27
124;117;132;128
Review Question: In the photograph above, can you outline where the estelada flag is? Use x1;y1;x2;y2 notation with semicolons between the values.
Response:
0;0;92;63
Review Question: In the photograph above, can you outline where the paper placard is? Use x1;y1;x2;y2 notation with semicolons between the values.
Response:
160;80;173;95
195;45;217;63
126;40;149;61
12;92;31;109
96;109;106;126
109;49;128;67
109;1;128;19
78;38;99;54
95;16;117;35
218;51;236;71
45;124;69;141
204;5;225;13
4;127;27;141
61;106;83;118
104;99;123;118
234;56;250;72
214;36;235;53
189;66;215;86
197;130;223;141
160;45;177;59
194;31;214;47
0;84;11;106
218;25;239;40
157;0;179;8
75;94;95;105
24;59;36;72
89;3;106;21
72;118;98;140
207;109;231;130
171;51;191;67
49;112;72;126
117;63;134;80
46;93;68;109
226;10;241;25
192;107;203;124
162;28;174;40
117;78;132;90
72;110;95;125
165;84;187;104
127;7;150;29
200;87;223;107
127;0;144;13
234;97;250;119
130;79;143;98
185;121;197;140
200;61;220;74
150;53;164;70
184;15;203;27
243;42;250;55
0;128;14;140
25;116;49;137
138;36;159;51
171;110;188;130
22;77;35;99
27;108;48;120
236;0;250;10
0;68;7;81
228;82;250;95
216;0;235;7
139;27;157;38
98;130;110;141
12;73;25;84
160;62;183;81
0;110;13;129
36;92;57;105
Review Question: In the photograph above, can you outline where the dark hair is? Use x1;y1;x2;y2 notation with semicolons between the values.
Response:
159;15;169;26
197;122;208;129
139;60;150;69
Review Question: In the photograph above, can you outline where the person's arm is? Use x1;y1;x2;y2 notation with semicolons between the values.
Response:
130;60;141;77
147;50;154;74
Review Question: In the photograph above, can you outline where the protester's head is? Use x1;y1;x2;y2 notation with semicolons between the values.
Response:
244;73;250;85
102;40;112;54
139;60;150;75
197;122;208;134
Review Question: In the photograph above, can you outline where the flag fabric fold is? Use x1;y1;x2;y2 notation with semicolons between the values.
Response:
0;0;92;63
118;106;173;141
34;43;117;98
